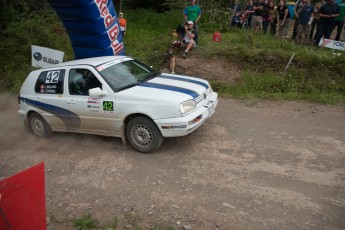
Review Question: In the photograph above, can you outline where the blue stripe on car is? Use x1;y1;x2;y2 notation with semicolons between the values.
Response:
20;97;81;128
159;75;209;89
139;82;199;99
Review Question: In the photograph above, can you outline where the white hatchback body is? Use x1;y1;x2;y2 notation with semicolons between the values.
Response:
18;56;218;152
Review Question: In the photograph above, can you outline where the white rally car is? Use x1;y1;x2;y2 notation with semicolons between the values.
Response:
18;56;218;153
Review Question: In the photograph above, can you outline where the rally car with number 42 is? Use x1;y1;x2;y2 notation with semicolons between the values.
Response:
18;56;218;153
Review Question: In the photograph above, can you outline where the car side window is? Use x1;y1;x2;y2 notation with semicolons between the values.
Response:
69;68;102;96
34;69;65;94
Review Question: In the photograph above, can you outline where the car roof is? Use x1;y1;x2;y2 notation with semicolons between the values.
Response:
41;55;130;69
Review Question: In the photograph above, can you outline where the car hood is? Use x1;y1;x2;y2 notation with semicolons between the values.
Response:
118;73;210;102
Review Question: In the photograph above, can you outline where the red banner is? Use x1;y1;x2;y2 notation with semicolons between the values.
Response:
0;162;46;230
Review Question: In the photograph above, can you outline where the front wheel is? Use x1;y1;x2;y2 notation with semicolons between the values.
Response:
126;116;163;153
29;112;53;138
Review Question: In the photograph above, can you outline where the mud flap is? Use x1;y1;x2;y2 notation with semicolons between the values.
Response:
120;124;127;146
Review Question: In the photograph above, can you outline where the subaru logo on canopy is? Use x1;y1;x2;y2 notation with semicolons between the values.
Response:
33;52;42;61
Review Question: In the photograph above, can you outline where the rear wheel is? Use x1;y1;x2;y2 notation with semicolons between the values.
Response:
126;116;163;153
29;112;53;138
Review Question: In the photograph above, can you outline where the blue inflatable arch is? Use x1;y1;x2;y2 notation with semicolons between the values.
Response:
47;0;125;59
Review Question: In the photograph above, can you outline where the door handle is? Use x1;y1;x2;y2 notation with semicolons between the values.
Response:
67;100;75;104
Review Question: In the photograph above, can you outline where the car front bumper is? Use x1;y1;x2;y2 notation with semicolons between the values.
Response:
155;92;218;137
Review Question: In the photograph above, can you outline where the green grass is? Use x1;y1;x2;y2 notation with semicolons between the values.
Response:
1;8;344;104
124;10;345;104
212;71;344;104
194;29;345;104
124;9;182;66
74;214;99;230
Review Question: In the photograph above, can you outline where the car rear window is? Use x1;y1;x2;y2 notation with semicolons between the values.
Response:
34;69;65;94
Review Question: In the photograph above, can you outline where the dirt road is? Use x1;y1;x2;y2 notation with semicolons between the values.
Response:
1;93;345;229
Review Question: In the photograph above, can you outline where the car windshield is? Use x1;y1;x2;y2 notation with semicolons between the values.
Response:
98;59;160;92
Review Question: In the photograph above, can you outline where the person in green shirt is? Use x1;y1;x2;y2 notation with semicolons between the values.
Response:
184;0;202;45
333;0;345;41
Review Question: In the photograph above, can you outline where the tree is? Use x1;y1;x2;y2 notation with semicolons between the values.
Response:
1;0;49;32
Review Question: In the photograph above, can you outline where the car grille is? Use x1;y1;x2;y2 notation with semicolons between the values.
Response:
194;87;211;104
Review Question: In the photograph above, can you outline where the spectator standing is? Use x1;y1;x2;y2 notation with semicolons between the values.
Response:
184;0;201;45
292;0;301;40
295;0;314;42
333;0;345;41
245;0;255;29
268;1;278;35
262;0;270;34
118;12;127;36
253;0;264;32
314;0;340;46
309;0;325;41
277;0;291;39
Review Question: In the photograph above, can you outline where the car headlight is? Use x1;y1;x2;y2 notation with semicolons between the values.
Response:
180;100;196;115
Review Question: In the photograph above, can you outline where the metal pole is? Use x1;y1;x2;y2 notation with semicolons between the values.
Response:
285;53;295;71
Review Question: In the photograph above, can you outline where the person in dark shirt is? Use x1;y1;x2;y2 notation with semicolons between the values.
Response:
314;0;340;46
309;0;325;41
262;0;270;34
253;0;264;32
245;0;255;29
295;0;314;42
292;0;302;39
276;0;291;38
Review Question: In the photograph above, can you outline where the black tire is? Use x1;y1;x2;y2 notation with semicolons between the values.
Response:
29;112;53;138
126;116;163;153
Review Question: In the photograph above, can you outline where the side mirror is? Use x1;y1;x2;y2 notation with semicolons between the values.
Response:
89;87;108;97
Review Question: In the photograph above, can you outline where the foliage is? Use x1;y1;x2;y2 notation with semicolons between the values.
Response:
200;30;345;104
198;30;344;75
74;214;99;230
116;0;230;12
0;0;49;32
0;8;73;92
201;1;232;33
114;0;166;11
124;9;182;67
0;4;344;104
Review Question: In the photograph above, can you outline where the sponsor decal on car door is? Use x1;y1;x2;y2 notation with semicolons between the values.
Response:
70;96;116;133
67;67;117;133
